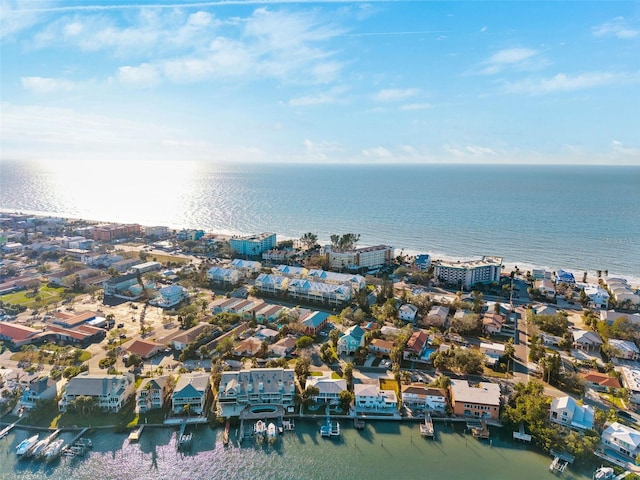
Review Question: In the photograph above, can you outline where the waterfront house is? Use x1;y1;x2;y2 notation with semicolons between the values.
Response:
572;329;603;351
608;339;640;360
18;375;60;410
401;384;447;413
305;376;347;404
337;325;365;355
399;304;418;323
449;380;501;420
126;339;164;360
579;371;621;392
422;306;449;328
58;373;135;413
534;279;556;297
136;376;170;413
217;368;296;417
172;373;210;416
354;384;398;413
583;285;610;309
599;422;640;463
605;277;640;307
556;269;576;284
369;338;394;357
269;336;297;357
549;395;595;431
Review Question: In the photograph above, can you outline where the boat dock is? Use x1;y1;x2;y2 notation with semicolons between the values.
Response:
550;450;574;474
320;404;340;438
354;418;365;430
282;419;295;431
420;414;434;437
0;420;21;440
128;426;144;443
468;420;490;439
62;437;92;458
177;422;192;451
513;423;532;442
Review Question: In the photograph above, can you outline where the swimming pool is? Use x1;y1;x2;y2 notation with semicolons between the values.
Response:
249;405;278;414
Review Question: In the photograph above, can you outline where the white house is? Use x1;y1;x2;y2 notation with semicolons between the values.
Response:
172;373;210;415
619;366;640;405
229;259;262;277
137;377;170;413
150;284;188;308
600;422;640;463
535;279;556;297
58;373;135;413
583;285;610;309
572;329;603;351
354;384;398;412
254;273;289;295
600;310;640;325
549;395;595;431
19;376;60;410
401;384;447;413
207;266;240;285
480;342;506;366
482;313;504;335
399;304;418;323
608;339;640;360
369;338;394;357
305;376;347;404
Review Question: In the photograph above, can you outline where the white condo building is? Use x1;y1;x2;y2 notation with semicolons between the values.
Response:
433;256;503;289
324;245;393;271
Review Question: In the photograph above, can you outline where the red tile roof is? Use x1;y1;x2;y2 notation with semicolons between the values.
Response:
127;339;163;358
580;371;621;389
0;322;39;341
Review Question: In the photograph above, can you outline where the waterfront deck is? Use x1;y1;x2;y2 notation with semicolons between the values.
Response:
549;450;574;474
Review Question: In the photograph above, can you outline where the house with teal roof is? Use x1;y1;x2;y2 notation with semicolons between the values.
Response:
337;325;365;355
171;373;210;416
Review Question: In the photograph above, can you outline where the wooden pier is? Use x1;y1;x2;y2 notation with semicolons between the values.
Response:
468;420;490;439
177;422;192;451
128;426;143;443
513;423;532;442
549;450;574;474
420;414;434;437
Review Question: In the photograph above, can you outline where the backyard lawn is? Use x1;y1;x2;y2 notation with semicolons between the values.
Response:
1;285;67;309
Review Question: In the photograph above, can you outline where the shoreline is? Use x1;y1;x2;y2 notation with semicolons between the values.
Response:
1;207;638;288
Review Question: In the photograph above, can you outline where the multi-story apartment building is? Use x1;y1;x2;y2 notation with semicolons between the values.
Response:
324;245;393;271
433;256;503;289
229;233;276;257
92;223;141;242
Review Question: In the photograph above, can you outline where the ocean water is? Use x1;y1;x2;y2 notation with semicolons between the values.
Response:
0;421;594;480
1;160;639;282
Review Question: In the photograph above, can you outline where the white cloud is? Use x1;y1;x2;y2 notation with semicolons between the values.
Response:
362;146;392;158
373;88;420;103
475;47;546;75
0;0;52;40
611;140;640;156
116;63;159;86
303;138;345;161
289;86;348;106
20;76;75;93
480;26;487;33
502;71;639;95
593;17;639;39
399;103;432;111
466;145;495;156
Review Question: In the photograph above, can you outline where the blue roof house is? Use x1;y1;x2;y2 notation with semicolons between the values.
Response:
337;325;365;355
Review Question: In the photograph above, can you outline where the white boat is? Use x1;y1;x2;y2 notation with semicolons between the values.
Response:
254;420;266;443
267;423;277;443
593;467;615;480
42;438;65;462
16;434;39;456
29;438;50;458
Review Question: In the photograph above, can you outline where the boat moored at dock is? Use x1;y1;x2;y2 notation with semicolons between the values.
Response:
16;434;39;457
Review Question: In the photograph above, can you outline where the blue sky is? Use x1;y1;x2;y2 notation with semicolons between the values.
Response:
1;0;639;164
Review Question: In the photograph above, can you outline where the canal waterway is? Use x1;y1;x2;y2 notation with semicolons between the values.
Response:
1;420;595;480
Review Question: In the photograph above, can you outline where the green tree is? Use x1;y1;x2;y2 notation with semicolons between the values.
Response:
329;329;341;348
294;357;311;385
296;336;314;350
343;362;354;391
300;232;318;250
339;390;354;411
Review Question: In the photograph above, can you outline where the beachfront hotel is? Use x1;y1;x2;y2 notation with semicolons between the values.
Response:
229;233;276;257
433;256;503;289
324;245;393;271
